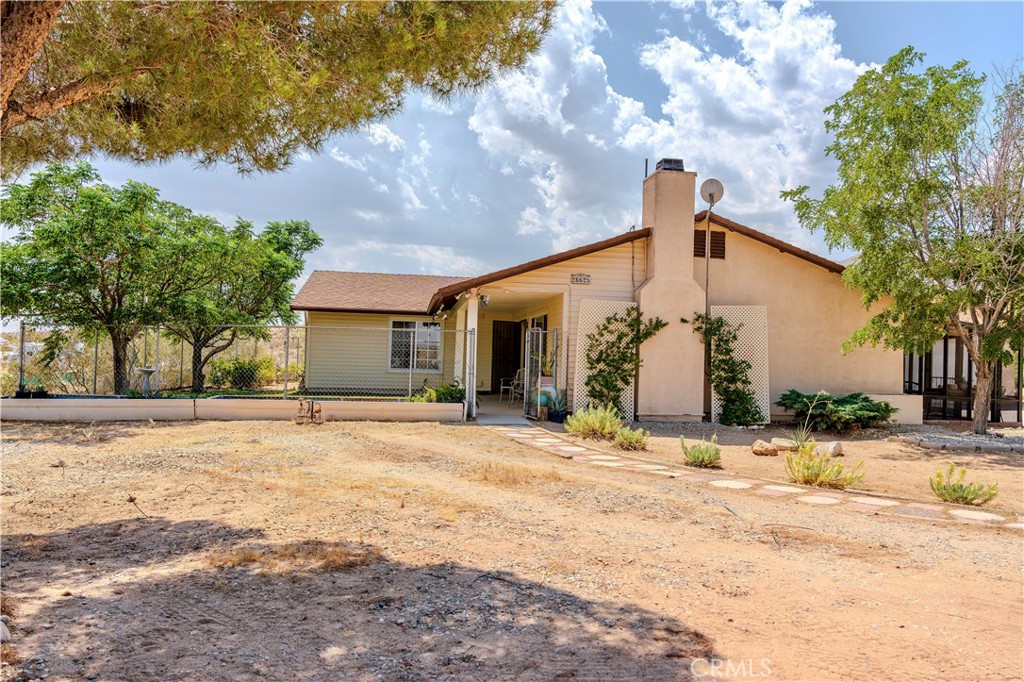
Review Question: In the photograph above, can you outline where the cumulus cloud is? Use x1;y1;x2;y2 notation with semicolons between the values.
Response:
323;240;487;276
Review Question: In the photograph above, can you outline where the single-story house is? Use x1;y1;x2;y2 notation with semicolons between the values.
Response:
292;159;927;422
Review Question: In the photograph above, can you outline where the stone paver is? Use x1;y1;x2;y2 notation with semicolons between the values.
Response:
591;461;626;467
891;506;947;519
844;502;882;512
763;485;805;494
756;489;792;497
556;446;588;453
797;495;842;505
849;496;901;507
587;455;621;461
947;509;1005;522
709;480;753;490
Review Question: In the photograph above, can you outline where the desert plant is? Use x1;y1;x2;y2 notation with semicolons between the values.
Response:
776;389;896;432
785;443;865;489
929;462;998;505
687;313;765;425
614;426;650;451
681;435;722;468
410;381;465;404
565;404;622;439
785;390;828;447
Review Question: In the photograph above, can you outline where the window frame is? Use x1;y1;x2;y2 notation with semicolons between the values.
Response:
386;317;443;373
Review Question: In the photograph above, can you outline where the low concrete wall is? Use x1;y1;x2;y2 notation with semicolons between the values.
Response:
868;393;923;426
0;398;195;422
1;397;466;423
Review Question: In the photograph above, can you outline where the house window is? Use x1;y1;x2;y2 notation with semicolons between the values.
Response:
694;230;726;259
389;321;441;371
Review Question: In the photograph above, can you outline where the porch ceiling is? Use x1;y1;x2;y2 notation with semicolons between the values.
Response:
478;288;562;313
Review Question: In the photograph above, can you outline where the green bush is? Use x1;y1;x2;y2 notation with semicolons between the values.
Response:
207;355;276;389
775;390;896;432
687;313;765;425
613;426;650;451
565;404;622;439
785;443;864;489
930;463;998;505
681;435;722;468
410;381;466;404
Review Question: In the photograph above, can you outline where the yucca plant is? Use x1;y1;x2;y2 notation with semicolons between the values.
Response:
930;462;998;505
785;443;864;489
681;435;722;469
564;404;622;439
613;426;650;451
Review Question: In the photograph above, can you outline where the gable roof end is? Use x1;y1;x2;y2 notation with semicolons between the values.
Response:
697;211;845;274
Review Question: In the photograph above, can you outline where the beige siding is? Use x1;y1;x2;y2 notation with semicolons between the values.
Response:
475;241;647;400
696;231;904;417
303;311;459;394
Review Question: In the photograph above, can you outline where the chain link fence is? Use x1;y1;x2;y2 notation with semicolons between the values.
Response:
2;322;474;402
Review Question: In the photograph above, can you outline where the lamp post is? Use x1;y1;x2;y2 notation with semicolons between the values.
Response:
699;178;724;422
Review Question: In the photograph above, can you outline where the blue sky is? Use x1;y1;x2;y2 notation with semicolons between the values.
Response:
87;0;1023;281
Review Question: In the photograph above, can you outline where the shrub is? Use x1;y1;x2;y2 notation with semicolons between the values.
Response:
410;381;465;403
776;389;896;432
681;435;722;468
584;307;667;413
929;462;998;505
565;404;622;439
614;426;650;450
785;443;864;489
207;355;276;389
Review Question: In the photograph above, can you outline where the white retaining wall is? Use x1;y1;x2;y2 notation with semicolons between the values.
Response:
1;398;465;423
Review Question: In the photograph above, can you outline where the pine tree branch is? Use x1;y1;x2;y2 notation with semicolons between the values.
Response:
0;0;67;116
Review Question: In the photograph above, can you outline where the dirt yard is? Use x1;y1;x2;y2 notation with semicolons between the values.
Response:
1;420;1022;681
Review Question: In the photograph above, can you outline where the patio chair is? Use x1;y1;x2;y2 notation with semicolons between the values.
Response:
500;368;525;406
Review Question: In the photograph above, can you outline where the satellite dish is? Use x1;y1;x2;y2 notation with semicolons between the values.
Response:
700;178;725;207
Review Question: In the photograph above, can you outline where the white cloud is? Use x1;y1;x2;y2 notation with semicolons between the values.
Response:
364;123;406;152
327;240;487;276
328;147;368;172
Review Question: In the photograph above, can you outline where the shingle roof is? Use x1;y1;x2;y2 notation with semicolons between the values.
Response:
291;271;468;314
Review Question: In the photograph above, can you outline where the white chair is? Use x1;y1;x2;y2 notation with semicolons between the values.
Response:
500;368;525;406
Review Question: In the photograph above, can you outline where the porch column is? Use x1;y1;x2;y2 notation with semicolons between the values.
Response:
465;289;480;419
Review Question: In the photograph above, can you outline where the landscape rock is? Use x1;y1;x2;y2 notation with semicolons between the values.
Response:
1;620;10;642
770;437;798;452
751;439;778;456
814;441;844;457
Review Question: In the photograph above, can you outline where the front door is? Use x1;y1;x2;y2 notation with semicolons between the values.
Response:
490;320;520;393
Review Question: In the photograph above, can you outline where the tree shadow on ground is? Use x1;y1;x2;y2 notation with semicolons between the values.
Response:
871;443;1024;469
3;518;717;681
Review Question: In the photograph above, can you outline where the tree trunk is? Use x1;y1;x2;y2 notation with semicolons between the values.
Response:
190;341;206;393
972;361;995;435
110;333;131;395
0;0;66;116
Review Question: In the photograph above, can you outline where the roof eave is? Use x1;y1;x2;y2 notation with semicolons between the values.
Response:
696;211;845;274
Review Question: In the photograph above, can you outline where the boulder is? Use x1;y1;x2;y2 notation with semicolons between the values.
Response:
751;439;778;456
770;437;798;452
814;441;844;457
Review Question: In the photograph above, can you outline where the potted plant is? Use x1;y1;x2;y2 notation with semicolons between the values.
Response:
548;391;568;424
532;350;556;387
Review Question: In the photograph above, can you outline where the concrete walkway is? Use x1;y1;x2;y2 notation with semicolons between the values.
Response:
490;425;1024;530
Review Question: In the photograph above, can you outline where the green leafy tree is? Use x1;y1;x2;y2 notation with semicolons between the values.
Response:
162;219;322;392
782;48;1024;434
687;313;765;426
584;307;667;414
0;1;553;178
0;162;226;393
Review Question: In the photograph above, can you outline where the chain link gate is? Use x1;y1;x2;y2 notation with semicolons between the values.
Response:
524;327;558;420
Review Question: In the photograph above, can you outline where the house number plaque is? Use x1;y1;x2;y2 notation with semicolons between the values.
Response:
570;273;591;285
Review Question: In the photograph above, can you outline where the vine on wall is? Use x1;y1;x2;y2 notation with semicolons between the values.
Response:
686;312;765;426
584;307;667;415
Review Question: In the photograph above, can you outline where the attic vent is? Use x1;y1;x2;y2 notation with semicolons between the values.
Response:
655;158;685;172
694;230;726;259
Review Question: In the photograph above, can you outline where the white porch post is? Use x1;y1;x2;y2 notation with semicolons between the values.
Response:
465;289;480;419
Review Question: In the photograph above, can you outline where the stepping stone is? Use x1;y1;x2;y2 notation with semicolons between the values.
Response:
556;446;588;453
844;502;882;512
763;485;805;494
948;509;1004;522
1004;523;1024;529
649;471;679;477
905;502;944;511
756;489;792;497
849;496;901;507
592;461;626;467
587;455;621;461
797;495;842;505
709;480;753;489
632;464;668;470
535;438;562;444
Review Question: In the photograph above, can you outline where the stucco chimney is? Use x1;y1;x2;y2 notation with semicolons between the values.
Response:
636;159;706;419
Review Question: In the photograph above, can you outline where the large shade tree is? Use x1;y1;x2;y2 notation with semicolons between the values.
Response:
162;219;323;392
0;1;553;178
783;48;1024;434
0;162;228;393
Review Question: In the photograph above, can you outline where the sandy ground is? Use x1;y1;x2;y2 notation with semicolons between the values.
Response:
1;420;1022;682
546;422;1024;515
